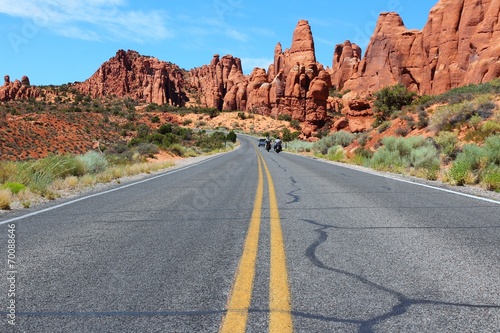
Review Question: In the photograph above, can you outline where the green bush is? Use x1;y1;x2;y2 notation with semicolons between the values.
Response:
158;123;173;134
449;144;486;185
481;165;500;191
449;160;471;186
278;114;292;122
484;135;500;165
426;79;500;106
1;182;26;195
327;145;344;161
32;155;86;178
430;101;476;131
374;84;416;122
286;140;314;153
370;136;439;177
313;131;354;155
136;143;159;157
136;123;151;139
290;119;301;130
226;130;237;143
434;131;459;158
168;144;185;156
162;133;179;147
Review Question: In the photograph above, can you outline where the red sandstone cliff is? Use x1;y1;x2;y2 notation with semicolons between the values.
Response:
75;50;187;106
342;0;500;95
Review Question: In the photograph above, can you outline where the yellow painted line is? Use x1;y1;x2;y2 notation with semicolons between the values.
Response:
259;153;294;332
220;149;264;333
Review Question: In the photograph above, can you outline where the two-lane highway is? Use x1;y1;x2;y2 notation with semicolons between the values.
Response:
1;135;499;332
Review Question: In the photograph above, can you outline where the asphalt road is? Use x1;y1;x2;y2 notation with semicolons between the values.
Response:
1;135;499;332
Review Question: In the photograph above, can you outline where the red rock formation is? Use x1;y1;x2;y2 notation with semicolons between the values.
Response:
330;41;361;91
342;0;500;95
0;75;39;101
75;50;186;105
284;20;317;76
186;20;329;137
188;54;246;110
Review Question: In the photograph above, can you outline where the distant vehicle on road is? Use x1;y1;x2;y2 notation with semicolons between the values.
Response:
258;138;266;147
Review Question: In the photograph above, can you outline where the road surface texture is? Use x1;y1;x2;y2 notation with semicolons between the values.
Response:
1;135;499;332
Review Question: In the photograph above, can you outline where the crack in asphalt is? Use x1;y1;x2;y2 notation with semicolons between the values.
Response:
302;219;500;333
286;177;301;204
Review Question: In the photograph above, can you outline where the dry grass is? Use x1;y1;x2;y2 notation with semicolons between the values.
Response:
0;189;13;210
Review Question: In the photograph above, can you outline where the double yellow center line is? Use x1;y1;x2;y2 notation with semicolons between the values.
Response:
220;149;293;332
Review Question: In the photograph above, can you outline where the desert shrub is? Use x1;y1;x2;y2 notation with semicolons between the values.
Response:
371;148;404;171
428;79;500;105
481;165;500;191
161;133;179;147
105;143;134;164
334;131;355;147
0;189;12;210
484;135;500;165
449;144;485;185
475;96;497;118
237;112;247;120
77;151;108;174
146;133;165;145
173;126;192;140
354;147;374;159
371;136;439;177
374;84;416;121
409;145;440;178
357;133;370;147
395;126;410;137
1;182;26;195
417;110;429;129
151;115;160;123
168;144;186;156
430;101;476;131
226;130;237;143
377;121;392;133
287;140;314;153
480;120;500;136
136;143;159;157
17;166;54;196
313;131;354;154
158;123;173;134
282;128;298;142
468;115;483;130
290;119;301;130
136;123;151;139
434;131;459;158
312;140;328;155
278;114;292;121
0;161;17;183
34;155;86;178
327;145;344;162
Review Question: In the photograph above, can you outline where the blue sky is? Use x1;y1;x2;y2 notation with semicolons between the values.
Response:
0;0;437;86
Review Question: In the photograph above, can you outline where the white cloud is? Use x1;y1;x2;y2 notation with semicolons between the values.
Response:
0;0;172;42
